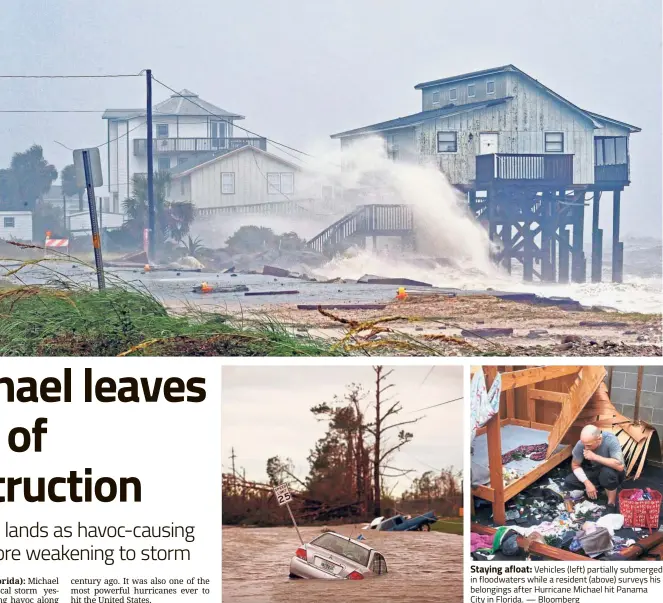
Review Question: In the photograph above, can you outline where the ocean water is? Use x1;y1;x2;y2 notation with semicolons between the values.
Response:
311;237;662;314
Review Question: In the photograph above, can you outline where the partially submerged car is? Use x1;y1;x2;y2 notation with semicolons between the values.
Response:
369;511;438;531
289;532;387;580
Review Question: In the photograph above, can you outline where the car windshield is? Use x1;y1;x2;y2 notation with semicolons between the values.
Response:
311;534;371;566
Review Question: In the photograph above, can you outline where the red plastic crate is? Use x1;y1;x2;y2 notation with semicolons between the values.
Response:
619;489;662;530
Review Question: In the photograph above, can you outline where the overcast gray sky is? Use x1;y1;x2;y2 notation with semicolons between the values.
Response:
221;365;464;494
1;0;660;236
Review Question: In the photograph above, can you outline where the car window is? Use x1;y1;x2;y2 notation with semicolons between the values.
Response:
371;553;388;575
311;534;371;566
393;516;404;525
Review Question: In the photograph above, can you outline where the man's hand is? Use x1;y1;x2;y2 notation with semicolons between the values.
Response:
585;481;598;499
583;449;598;462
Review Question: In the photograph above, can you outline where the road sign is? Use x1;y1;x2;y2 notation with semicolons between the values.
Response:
73;147;103;188
274;483;302;545
274;483;293;507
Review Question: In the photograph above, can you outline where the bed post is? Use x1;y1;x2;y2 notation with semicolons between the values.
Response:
505;366;515;419
483;366;506;525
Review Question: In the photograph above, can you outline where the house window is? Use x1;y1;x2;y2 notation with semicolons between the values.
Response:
267;173;295;195
221;172;235;194
449;88;457;101
437;131;457;153
156;124;169;138
432;91;440;105
177;156;187;165
486;81;495;94
386;134;399;160
545;132;564;153
112;192;119;213
595;137;628;166
3;217;15;228
157;157;171;171
281;173;294;195
468;84;476;98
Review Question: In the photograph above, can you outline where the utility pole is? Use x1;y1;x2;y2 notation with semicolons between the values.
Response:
230;447;237;494
146;69;155;263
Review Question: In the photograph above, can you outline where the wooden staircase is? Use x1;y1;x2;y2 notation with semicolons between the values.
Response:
307;204;414;255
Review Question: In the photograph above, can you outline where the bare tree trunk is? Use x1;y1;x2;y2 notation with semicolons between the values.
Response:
373;366;382;517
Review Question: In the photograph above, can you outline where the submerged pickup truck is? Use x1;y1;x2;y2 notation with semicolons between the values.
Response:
369;511;438;532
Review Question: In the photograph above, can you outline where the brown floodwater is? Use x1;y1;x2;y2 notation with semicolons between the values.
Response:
222;524;463;603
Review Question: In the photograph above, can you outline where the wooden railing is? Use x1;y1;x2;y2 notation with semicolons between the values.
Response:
194;199;315;217
476;153;574;185
307;204;413;254
595;163;628;184
133;137;267;155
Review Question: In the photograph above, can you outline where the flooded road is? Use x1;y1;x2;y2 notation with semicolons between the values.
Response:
222;525;462;603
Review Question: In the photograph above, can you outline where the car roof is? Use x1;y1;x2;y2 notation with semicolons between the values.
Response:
315;531;374;552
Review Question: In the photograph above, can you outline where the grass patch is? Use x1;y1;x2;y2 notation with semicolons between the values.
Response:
430;518;463;535
0;286;338;357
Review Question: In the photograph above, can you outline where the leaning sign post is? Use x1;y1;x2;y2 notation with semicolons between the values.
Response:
73;147;105;290
274;483;303;545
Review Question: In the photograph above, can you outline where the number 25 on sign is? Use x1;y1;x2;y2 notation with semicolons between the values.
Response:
274;483;292;506
273;483;302;545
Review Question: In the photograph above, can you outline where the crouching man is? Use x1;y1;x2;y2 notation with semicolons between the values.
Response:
564;424;625;513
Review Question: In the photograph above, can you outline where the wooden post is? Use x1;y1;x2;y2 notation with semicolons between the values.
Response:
591;193;602;282
501;223;512;274
558;227;570;283
540;195;551;281
634;367;644;422
612;190;622;283
523;225;534;282
571;201;585;283
483;366;506;526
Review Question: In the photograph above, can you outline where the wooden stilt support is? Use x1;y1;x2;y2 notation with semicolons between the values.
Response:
558;227;570;283
523;225;534;282
612;190;623;283
541;194;554;282
501;223;512;274
571;199;585;283
591;192;603;282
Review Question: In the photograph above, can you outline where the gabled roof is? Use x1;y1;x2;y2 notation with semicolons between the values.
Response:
415;64;600;127
330;98;511;139
414;65;641;133
170;145;302;179
102;89;244;120
585;111;641;133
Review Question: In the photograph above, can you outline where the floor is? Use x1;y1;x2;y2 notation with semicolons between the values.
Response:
472;460;663;561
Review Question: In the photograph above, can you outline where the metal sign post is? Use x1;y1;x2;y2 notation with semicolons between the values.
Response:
82;150;105;290
274;483;303;545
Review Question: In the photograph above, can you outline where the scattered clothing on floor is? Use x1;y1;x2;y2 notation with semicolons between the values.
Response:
577;526;613;556
502;443;548;464
471;533;494;553
597;514;625;536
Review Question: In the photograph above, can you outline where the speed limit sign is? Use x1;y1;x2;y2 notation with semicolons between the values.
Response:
274;483;292;506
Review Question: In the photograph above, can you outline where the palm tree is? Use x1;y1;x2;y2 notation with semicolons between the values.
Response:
122;171;194;246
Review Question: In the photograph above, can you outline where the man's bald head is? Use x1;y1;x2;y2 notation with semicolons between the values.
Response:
580;425;602;450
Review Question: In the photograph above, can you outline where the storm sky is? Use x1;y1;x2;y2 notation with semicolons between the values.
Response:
221;365;464;493
1;0;660;236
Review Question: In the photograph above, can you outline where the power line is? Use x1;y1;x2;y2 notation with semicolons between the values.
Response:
150;74;313;159
0;110;104;113
408;396;463;413
0;73;142;79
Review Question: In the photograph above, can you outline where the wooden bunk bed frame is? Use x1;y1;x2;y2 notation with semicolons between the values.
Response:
471;365;607;525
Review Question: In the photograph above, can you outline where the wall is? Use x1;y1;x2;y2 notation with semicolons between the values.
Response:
609;367;663;445
416;72;596;185
0;211;33;241
421;73;509;111
106;115;237;201
171;150;301;208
